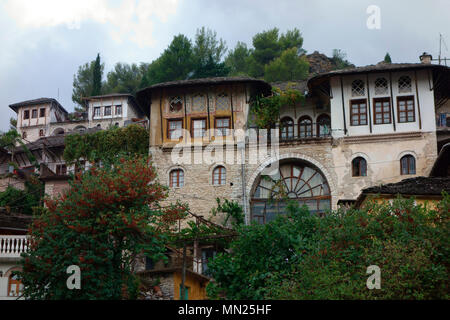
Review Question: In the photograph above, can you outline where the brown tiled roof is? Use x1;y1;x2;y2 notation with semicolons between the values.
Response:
9;97;68;114
139;76;271;90
361;176;450;196
0;212;33;231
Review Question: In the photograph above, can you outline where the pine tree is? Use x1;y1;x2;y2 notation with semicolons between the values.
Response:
384;53;392;63
91;53;102;96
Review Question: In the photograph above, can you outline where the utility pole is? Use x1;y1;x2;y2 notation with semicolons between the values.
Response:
181;241;187;300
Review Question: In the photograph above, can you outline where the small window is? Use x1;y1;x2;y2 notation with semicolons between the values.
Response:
39;129;44;137
213;166;226;185
216;93;230;111
94;107;101;117
350;99;367;126
397;96;415;123
39;108;46;117
22;131;27;139
32;109;38;118
374;77;388;95
115;105;122;115
191;118;207;138
23;110;30;120
352;157;367;177
317;114;331;136
398;76;412;93
215;117;230;137
104;106;112;116
169;169;184;188
56;164;67;175
169;96;183;113
96;124;101;128
168;119;183;140
7;272;22;297
299;116;312;138
400;155;416;175
280;117;294;140
351;79;365;96
179;285;190;300
373;98;391;124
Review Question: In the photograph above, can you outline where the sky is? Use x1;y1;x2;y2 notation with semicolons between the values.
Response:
1;0;449;131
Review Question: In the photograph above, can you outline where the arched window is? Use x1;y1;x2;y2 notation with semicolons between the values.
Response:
52;128;65;135
398;76;412;93
400;155;416;175
298;116;312;138
22;131;27;139
374;77;388;95
316;114;331;137
212;166;226;185
169;169;184;188
251;162;331;223
8;271;22;297
39;129;44;137
280;117;294;140
351;79;365;96
352;157;367;177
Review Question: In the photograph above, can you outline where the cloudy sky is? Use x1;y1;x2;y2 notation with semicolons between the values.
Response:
1;0;449;131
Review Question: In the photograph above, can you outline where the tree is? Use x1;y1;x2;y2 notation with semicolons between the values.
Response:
279;28;305;54
248;28;282;77
91;53;102;96
384;52;392;63
72;57;104;111
193;27;227;68
264;47;309;82
144;35;194;86
19;156;171;299
225;41;252;76
103;63;146;96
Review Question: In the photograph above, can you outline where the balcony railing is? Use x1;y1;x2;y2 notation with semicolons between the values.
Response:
250;123;332;143
0;235;29;259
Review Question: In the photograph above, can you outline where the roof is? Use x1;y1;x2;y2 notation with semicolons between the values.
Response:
308;63;450;84
84;93;148;118
271;80;308;93
9;98;69;114
430;143;450;177
0;212;33;231
355;176;450;207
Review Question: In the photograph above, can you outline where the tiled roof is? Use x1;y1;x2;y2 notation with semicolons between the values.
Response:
361;176;450;196
9;97;69;114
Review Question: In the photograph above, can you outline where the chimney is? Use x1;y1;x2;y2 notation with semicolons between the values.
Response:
419;52;432;64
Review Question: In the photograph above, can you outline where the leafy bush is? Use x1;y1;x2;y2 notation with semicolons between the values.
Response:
207;195;450;300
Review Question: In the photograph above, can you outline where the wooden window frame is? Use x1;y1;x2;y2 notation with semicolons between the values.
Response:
104;106;112;116
397;96;415;123
190;117;207;138
298;116;313;138
169;169;184;188
39;129;44;137
93;107;101;118
212;166;226;185
352;157;367;177
350;99;368;126
115;105;122;115
31;109;38;119
280;117;294;139
373;97;391;125
214;117;231;137
23;110;30;120
167;118;184;140
400;155;416;175
39;108;46;117
316;114;331;136
56;164;67;175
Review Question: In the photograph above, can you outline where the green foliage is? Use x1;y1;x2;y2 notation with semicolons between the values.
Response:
72;56;105;110
264;47;309;82
19;156;170;299
331;49;354;70
225;41;252;76
207;196;450;300
192;27;227;69
103;62;148;96
63;125;149;166
92;53;102;96
211;198;245;229
384;52;392;63
0;179;43;215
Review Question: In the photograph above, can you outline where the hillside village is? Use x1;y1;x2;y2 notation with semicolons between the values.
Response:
0;45;449;300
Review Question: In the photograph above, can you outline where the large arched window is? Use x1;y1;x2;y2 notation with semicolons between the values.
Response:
212;166;226;185
280;117;294;140
169;169;184;188
400;155;416;175
352;157;367;177
251;161;331;223
298;116;312;138
316;114;331;137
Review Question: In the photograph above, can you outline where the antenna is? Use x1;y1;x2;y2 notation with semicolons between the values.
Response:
57;88;60;101
433;33;449;65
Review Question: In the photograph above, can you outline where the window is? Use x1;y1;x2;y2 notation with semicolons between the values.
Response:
373;98;391;124
169;96;183;113
96;124;101;128
56;164;67;175
352;157;367;177
168;119;183;140
192;94;206;112
400;155;416;175
351;79;365;96
22;131;27;139
317;114;331;136
179;285;190;300
398;75;412;93
216;93;230;111
213;166;226;185
145;257;154;270
39;129;44;137
350;99;367;126
201;248;216;275
8;272;22;297
32;109;38;118
280;117;294;140
114;105;122;115
215;117;230;137
104;106;112;116
397;96;415;123
94;107;101;117
39;108;46;117
191;118;207;138
23;110;30;120
298;116;313;138
169;169;184;188
374;77;388;95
